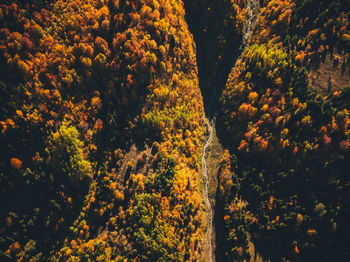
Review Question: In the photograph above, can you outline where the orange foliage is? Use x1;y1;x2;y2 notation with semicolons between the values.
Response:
10;158;22;169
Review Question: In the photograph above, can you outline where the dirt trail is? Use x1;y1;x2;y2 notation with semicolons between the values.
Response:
202;119;214;262
200;0;260;261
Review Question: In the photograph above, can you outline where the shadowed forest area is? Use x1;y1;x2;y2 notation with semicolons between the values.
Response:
1;0;349;261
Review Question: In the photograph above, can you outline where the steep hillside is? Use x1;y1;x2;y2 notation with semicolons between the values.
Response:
217;0;350;261
0;0;349;261
0;0;207;261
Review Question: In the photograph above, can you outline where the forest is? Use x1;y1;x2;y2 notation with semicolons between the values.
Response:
0;0;349;261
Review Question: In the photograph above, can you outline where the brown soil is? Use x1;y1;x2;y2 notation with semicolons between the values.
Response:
309;51;350;95
204;117;224;260
114;144;153;185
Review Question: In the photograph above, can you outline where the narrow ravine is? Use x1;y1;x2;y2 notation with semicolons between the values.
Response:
202;119;214;262
240;0;259;50
200;0;260;261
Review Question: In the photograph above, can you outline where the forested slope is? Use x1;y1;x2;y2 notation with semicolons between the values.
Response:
217;0;350;261
0;0;349;261
0;0;207;261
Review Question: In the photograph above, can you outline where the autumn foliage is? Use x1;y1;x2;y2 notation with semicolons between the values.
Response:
217;0;350;261
0;0;206;261
0;0;349;261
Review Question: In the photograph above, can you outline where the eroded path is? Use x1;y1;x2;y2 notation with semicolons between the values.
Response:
195;0;259;262
186;0;260;261
202;119;214;262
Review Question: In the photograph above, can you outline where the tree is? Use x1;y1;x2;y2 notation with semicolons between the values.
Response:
50;121;92;184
